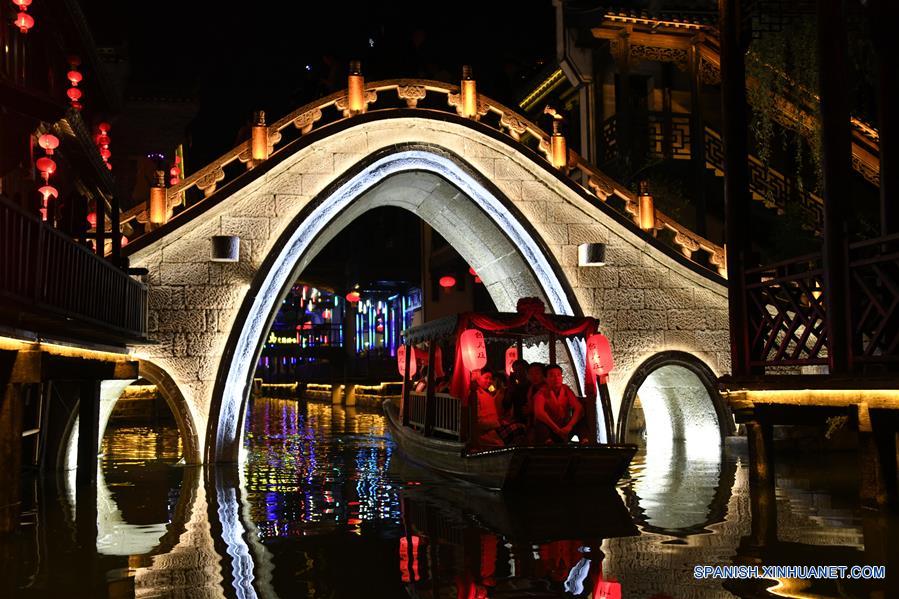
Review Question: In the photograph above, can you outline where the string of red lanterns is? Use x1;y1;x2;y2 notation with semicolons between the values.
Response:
13;0;34;33
67;56;83;110
36;133;59;221
169;154;181;186
95;122;111;170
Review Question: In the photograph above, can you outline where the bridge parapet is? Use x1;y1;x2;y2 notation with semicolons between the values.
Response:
121;78;726;277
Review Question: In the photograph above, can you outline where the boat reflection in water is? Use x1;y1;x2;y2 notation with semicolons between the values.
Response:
393;457;637;598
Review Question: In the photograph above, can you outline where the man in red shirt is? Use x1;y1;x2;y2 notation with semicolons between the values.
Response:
533;364;583;444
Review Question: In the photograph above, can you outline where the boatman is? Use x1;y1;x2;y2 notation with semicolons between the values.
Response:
533;364;583;444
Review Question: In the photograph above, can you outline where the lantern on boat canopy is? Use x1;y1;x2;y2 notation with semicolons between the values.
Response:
397;344;417;378
460;329;487;372
586;333;615;382
505;346;518;376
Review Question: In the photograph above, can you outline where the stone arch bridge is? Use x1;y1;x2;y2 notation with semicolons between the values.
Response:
115;79;732;463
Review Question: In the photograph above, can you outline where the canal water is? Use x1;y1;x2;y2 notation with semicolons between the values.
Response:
3;396;895;598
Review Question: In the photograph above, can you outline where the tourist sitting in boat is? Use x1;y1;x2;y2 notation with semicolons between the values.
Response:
505;359;531;424
472;369;525;447
533;364;583;445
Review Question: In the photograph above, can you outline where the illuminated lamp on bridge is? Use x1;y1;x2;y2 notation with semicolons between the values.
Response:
460;65;478;119
347;60;365;115
638;180;656;231
250;111;269;161
148;170;167;226
438;275;456;289
210;235;240;262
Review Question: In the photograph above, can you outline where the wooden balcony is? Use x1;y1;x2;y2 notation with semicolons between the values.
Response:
0;195;147;346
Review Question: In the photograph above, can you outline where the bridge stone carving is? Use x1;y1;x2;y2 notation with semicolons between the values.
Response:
125;114;730;462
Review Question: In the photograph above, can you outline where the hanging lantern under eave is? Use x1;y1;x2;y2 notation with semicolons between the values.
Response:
250;110;269;161
550;120;568;170
460;65;478;119
67;70;83;85
38;134;59;154
637;181;655;231
345;290;361;303
460;329;487;372
67;87;83;102
397;344;417;378
15;12;34;33
36;157;56;179
38;185;58;202
347;60;365;114
86;211;97;228
439;275;456;289
148;170;167;226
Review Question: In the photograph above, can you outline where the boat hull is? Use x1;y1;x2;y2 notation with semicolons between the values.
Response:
384;399;636;490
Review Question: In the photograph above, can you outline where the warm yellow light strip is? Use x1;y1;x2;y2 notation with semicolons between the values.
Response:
301;382;400;393
725;388;899;410
0;335;131;362
519;68;566;112
603;13;708;31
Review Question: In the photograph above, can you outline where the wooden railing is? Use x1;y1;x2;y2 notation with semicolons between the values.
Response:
407;391;461;439
745;253;828;368
0;195;147;340
849;233;899;367
120;78;727;278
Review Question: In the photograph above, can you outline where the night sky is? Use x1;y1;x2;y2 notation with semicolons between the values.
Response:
82;1;555;165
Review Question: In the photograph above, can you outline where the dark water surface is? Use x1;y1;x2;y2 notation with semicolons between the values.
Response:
3;397;896;597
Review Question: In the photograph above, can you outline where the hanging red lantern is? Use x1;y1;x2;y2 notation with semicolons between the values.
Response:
66;87;82;102
345;290;361;303
67;57;82;110
86;211;97;228
468;266;477;276
439;275;456;288
38;134;59;154
67;70;82;85
36;156;56;178
586;333;615;382
13;0;31;7
120;235;128;247
14;11;34;33
505;346;518;376
37;185;58;201
460;329;487;372
397;344;417;378
474;276;482;284
96;134;111;147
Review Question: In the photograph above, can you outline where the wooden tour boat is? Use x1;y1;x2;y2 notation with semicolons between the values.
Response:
385;298;637;491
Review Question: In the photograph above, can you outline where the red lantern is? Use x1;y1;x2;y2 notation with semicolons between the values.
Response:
586;333;615;382
96;134;111;147
13;0;32;7
474;276;482;284
460;329;487;372
439;275;456;288
14;11;34;33
37;185;58;201
86;211;97;228
66;87;82;102
169;166;180;176
345;290;361;303
36;156;56;176
397;344;417;378
468;266;477;276
67;70;83;85
120;235;128;247
97;122;110;134
505;346;518;376
38;134;59;154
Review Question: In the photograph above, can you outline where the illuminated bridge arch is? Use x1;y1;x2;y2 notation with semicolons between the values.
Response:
124;109;731;463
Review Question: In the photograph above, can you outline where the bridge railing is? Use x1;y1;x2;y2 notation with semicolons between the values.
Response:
0;195;147;341
121;78;726;277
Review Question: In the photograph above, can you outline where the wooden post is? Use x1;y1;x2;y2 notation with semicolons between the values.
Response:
424;343;437;437
95;196;106;258
548;332;557;364
77;380;101;486
868;0;899;235
745;417;777;546
817;0;852;374
402;343;412;426
689;38;709;237
719;0;752;378
110;194;122;265
0;382;23;533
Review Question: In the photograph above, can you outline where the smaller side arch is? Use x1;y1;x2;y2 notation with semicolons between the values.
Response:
617;350;735;445
138;360;202;465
